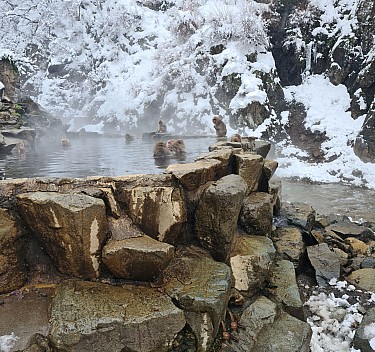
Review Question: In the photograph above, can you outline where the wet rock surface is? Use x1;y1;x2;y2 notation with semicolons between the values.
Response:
195;174;247;262
17;191;108;279
49;280;186;352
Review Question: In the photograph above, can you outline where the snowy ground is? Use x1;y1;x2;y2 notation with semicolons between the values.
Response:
304;278;375;352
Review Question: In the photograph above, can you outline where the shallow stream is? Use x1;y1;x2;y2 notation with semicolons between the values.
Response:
1;134;374;220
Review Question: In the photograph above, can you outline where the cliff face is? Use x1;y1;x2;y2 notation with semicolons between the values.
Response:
268;0;375;162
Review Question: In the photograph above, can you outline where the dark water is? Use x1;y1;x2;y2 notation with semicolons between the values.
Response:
0;134;217;179
1;134;374;219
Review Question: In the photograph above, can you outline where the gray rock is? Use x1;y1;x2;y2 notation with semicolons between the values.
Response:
273;226;305;268
307;243;341;286
268;175;282;214
353;307;375;352
361;256;375;269
49;280;185;352
252;308;312;352
195;174;248;262
326;220;371;239
162;246;233;352
253;140;272;158
266;259;305;320
281;202;316;232
17;192;108;279
258;159;278;192
107;212;144;240
239;192;274;236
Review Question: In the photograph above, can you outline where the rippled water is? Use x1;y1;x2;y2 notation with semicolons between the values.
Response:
1;134;374;219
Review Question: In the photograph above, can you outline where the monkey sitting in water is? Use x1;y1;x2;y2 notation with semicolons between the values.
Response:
61;137;71;147
153;141;171;158
125;133;134;143
12;140;26;155
212;115;227;137
230;134;242;143
167;139;186;157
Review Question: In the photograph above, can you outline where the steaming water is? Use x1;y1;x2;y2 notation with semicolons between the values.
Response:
0;134;217;179
0;134;374;219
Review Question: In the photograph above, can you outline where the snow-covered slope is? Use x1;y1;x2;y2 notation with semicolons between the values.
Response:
0;0;374;187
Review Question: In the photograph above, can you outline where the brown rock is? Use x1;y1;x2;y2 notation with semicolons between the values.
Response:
17;192;107;279
0;208;26;293
235;153;264;193
102;235;174;281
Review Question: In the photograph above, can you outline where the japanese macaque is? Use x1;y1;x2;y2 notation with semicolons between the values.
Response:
230;133;242;143
167;139;186;157
125;133;134;143
61;137;71;147
12;140;26;155
212;115;227;137
153;141;171;158
157;120;167;134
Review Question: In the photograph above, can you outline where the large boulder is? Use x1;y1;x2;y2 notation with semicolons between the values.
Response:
258;159;278;192
166;159;222;191
161;246;233;352
195;148;235;178
266;259;305;320
307;243;341;287
239;192;274;236
49;280;186;352
0;208;26;293
116;179;187;245
235;154;264;193
280;202;316;232
230;234;276;294
17;192;108;279
273;226;305;268
102;235;174;281
195;174;248;262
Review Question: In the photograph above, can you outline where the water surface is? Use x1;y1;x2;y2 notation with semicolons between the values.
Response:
0;134;216;179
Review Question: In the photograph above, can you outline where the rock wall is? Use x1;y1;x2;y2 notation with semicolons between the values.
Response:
268;0;375;162
1;138;375;351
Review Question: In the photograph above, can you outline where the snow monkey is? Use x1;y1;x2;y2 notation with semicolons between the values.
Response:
157;120;167;134
167;139;186;157
61;137;71;147
212;115;227;137
125;133;134;143
153;141;171;158
230;134;242;143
